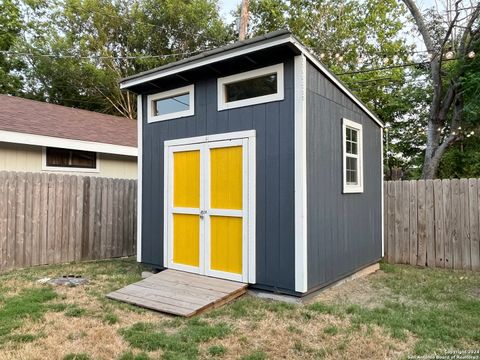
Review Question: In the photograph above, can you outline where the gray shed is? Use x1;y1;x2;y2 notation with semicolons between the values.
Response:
120;30;384;296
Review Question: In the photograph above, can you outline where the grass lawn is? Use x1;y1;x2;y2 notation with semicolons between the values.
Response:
0;258;478;359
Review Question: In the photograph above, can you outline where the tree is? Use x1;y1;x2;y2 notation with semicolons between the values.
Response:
0;0;24;94
402;0;480;178
16;0;234;117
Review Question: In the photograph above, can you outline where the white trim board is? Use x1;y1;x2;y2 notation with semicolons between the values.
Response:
137;95;143;263
342;118;364;194
294;55;308;293
0;130;137;157
381;128;385;257
120;34;383;128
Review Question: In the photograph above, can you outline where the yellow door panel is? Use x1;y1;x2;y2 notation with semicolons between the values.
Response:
173;214;200;267
210;146;242;210
174;150;200;208
210;216;242;274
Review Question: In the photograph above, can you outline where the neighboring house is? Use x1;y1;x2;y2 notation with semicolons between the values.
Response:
0;95;137;179
121;30;383;296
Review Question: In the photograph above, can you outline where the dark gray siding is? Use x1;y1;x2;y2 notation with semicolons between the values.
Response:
140;58;296;293
306;61;382;290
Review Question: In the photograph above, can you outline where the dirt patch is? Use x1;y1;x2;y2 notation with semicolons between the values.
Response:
308;271;391;309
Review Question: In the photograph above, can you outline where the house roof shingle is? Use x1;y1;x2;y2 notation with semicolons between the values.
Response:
0;95;137;148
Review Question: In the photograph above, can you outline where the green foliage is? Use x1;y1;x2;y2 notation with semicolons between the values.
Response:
438;136;480;178
119;319;231;359
0;0;24;93
64;305;87;317
240;351;267;360
323;325;339;335
118;351;150;360
208;344;227;357
0;287;56;344
63;353;91;360
103;311;119;324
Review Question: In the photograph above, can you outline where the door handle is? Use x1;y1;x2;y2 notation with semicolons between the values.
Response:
199;210;207;219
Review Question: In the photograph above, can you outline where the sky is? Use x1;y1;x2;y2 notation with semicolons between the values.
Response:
219;0;241;23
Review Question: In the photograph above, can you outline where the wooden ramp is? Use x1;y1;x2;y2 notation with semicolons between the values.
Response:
106;269;247;317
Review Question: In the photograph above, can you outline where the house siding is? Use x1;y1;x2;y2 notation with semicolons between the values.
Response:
305;60;382;290
0;142;137;179
140;58;297;293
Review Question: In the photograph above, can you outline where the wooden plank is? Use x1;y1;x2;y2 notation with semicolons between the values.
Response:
61;175;71;263
100;178;108;259
47;174;56;264
106;178;114;258
117;179;125;257
433;179;444;267
401;181;410;264
451;179;461;269
409;180;417;265
132;281;217;305
0;172;7;271
54;174;64;264
425;180;435;267
416;180;427;266
111;179;119;257
443;179;452;269
126;180;134;256
39;173;49;265
470;179;480;271
394;181;403;263
133;180;137;254
15;173;26;268
75;176;84;262
24;172;33;267
6;172;17;270
460;179;471;270
130;180;136;255
107;292;194;316
122;179;130;257
384;182;388;259
386;181;395;263
93;177;102;259
159;270;247;292
68;176;77;262
31;173;41;266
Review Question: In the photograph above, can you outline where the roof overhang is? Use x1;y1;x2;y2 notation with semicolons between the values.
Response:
0;130;138;156
120;31;383;128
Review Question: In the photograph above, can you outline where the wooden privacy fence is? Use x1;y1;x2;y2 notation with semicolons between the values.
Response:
384;179;480;271
0;171;137;272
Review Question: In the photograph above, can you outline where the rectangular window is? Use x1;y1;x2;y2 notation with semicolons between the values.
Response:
45;147;98;171
343;118;363;193
147;85;194;122
218;63;284;110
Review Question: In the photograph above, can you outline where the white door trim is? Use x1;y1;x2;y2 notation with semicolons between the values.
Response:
163;130;256;283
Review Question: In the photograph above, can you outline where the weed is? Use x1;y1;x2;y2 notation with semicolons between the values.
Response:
63;353;91;360
103;312;119;324
323;325;338;335
208;344;227;357
64;305;86;318
118;351;150;360
240;350;267;360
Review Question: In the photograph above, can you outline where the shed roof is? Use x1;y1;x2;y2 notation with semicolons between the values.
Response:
0;95;137;156
120;30;383;127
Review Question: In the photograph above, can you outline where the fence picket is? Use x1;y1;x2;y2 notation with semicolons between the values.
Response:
470;179;480;271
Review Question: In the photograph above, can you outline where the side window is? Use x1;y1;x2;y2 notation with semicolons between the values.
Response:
342;118;363;193
147;85;194;122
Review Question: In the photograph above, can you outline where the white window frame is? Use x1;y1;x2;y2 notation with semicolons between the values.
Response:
342;118;364;193
217;63;284;111
42;147;100;173
147;84;194;123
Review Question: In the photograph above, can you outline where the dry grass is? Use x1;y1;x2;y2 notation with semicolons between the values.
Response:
0;259;478;360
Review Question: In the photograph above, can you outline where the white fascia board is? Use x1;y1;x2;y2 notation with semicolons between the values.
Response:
137;95;143;263
0;130;138;157
119;36;293;89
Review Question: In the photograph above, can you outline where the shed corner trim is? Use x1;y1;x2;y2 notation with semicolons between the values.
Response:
294;54;308;293
136;94;143;263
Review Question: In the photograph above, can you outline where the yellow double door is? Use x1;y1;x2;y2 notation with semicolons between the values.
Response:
166;139;249;282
